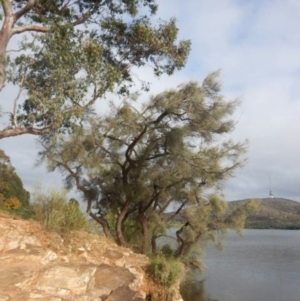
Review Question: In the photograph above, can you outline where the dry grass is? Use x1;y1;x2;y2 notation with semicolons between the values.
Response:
141;273;181;301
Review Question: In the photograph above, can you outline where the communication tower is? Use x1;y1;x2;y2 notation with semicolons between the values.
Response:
269;177;274;198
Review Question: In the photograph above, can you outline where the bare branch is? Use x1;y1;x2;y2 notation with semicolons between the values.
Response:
0;110;12;116
154;234;177;241
167;201;187;222
11;24;48;35
152;111;168;124
14;0;37;22
104;133;129;146
6;47;26;53
145;151;169;161
0;125;52;139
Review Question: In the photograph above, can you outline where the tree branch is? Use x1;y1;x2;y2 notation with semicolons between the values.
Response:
124;111;169;167
0;125;52;139
167;201;187;222
145;151;169;161
72;4;99;26
155;234;178;241
1;0;13;18
14;0;37;22
11;24;48;35
104;133;129;146
152;111;168;124
142;191;159;214
125;126;148;167
175;221;190;258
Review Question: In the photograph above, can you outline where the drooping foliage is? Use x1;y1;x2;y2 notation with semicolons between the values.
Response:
40;73;254;259
0;149;30;210
0;0;190;139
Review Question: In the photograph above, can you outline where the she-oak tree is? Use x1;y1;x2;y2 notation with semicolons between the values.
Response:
40;73;256;258
0;0;190;139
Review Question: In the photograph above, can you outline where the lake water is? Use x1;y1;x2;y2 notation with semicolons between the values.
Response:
181;230;300;301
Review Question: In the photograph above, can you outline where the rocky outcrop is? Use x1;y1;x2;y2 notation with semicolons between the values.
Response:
0;212;149;301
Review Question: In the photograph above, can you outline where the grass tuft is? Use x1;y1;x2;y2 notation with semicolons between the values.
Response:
31;186;89;235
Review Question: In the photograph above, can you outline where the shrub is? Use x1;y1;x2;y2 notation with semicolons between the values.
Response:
3;196;22;210
31;186;89;235
0;193;35;218
146;255;184;287
161;244;175;257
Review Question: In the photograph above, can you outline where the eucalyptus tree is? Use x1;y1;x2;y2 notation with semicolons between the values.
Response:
0;0;190;139
40;73;253;257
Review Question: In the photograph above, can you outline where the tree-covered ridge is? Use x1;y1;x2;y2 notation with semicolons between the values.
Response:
0;0;190;139
228;198;300;229
0;149;30;210
39;73;251;260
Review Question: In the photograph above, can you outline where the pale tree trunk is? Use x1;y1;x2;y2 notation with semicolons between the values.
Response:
0;0;16;90
0;50;7;91
0;10;14;91
0;0;46;91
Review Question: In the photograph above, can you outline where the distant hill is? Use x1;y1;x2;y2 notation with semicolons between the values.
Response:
229;198;300;229
165;198;300;229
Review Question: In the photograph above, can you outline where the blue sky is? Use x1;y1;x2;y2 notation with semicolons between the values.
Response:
1;0;300;201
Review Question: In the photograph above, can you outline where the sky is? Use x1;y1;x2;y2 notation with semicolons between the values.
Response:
0;0;300;201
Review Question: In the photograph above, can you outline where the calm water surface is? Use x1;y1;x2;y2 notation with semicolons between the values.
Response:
181;230;300;301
